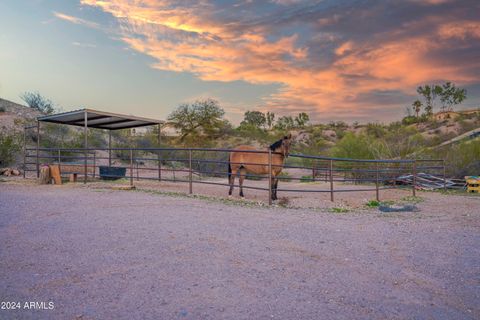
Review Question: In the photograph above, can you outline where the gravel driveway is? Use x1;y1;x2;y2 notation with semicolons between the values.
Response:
1;182;479;319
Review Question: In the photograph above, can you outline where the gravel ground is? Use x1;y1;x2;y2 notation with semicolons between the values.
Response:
0;181;479;319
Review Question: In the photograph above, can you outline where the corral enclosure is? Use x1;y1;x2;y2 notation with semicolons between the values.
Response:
25;145;449;207
22;108;455;206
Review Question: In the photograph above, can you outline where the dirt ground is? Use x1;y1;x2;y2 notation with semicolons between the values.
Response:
0;178;479;319
23;167;417;209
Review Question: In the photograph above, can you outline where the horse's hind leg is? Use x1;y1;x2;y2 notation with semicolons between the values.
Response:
229;168;237;196
238;167;246;197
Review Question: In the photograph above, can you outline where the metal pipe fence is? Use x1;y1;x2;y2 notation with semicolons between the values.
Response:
24;147;446;204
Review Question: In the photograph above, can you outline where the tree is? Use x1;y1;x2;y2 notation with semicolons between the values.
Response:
275;116;295;130
240;111;266;129
167;99;226;142
417;84;442;115
20;91;55;114
415;82;467;115
294;112;310;127
266;111;275;130
412;100;422;118
440;82;466;111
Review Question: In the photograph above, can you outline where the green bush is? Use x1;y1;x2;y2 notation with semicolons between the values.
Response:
300;175;313;182
0;130;21;166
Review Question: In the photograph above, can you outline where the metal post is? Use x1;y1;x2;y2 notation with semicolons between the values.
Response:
158;124;162;181
268;149;272;205
130;149;134;187
188;149;193;194
58;149;61;179
375;162;380;201
329;159;334;202
412;160;417;197
136;161;139;181
108;130;112;167
84;111;88;184
443;159;447;191
23;126;26;178
36;121;40;178
93;152;96;180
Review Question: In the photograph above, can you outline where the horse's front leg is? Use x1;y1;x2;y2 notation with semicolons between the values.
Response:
273;177;279;200
270;176;278;201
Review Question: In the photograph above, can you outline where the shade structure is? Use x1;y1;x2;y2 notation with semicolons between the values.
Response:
34;108;164;184
37;108;164;130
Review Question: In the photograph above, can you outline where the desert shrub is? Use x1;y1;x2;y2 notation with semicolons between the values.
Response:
431;139;480;177
0;130;22;166
331;132;381;159
299;175;313;182
366;123;386;138
401;116;417;125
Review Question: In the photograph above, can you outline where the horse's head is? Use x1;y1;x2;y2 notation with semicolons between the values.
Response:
270;133;293;157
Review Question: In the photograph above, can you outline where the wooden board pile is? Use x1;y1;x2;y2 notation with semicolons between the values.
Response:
395;173;465;190
0;167;21;176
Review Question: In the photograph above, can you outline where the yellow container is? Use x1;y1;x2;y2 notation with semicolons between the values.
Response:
465;176;480;193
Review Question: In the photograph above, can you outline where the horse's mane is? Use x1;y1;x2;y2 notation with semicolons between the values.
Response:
269;139;283;151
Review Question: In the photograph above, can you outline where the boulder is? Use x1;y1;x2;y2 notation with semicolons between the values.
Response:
11;169;20;176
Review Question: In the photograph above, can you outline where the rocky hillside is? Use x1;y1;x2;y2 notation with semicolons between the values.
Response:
0;98;41;132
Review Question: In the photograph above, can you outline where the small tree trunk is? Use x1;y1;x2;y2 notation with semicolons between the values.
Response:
39;166;51;184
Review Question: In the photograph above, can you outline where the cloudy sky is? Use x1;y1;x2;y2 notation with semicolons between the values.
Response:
0;0;479;123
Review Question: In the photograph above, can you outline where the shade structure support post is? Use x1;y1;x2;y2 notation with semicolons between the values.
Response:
268;149;272;205
130;149;134;187
412;160;417;197
329;159;334;202
108;130;112;167
84;111;88;184
188;149;193;194
36;121;40;178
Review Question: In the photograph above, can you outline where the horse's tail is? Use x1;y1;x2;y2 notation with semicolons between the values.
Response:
227;158;232;178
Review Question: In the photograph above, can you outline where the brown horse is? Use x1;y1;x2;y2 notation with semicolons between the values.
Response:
228;134;292;200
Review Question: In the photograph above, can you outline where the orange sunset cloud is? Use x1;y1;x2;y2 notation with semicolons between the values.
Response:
55;0;480;120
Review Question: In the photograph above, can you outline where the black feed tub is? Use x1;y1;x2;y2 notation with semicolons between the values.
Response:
99;166;127;180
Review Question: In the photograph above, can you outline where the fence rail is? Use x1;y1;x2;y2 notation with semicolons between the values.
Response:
24;147;446;205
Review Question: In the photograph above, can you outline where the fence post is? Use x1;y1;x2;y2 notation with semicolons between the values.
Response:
375;162;379;201
137;161;139;181
189;149;193;194
158;151;162;181
412;160;417;197
268;149;272;205
329;159;334;202
130;149;134;187
443;159;447;191
93;152;96;180
36;121;40;178
83;111;88;184
23;127;26;179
